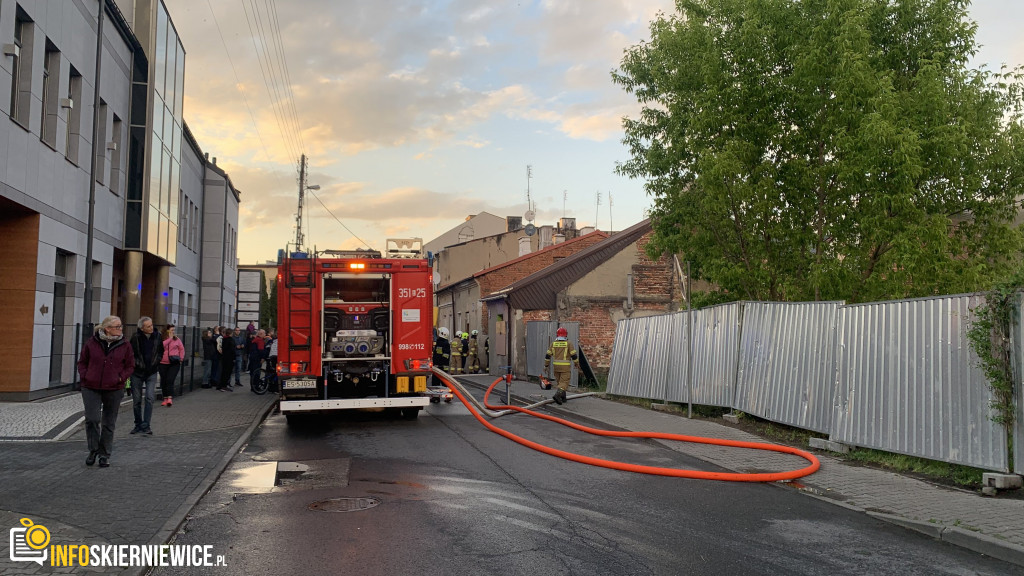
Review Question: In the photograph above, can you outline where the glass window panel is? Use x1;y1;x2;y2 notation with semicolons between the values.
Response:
152;98;164;140
147;205;160;254
168;164;179;221
125;200;142;249
127;126;147;201
167;222;178;264
174;40;185;120
149;144;163;210
158;216;167;256
161;148;172;212
155;6;167;98
163;105;173;151
130;83;147;126
165;30;176;106
172;121;181;160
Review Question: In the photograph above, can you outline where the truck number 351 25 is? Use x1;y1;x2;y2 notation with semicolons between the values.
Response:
398;288;427;298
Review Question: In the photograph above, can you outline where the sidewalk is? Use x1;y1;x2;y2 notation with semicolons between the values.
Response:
458;374;1024;568
0;379;276;575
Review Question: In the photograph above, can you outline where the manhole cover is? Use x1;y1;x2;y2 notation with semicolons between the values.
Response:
308;497;380;512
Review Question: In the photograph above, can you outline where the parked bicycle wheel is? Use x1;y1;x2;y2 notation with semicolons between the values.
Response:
251;369;269;395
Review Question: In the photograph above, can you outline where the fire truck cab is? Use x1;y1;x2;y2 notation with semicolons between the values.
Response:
276;238;434;422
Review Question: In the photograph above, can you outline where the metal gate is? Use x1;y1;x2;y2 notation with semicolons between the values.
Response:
526;321;579;387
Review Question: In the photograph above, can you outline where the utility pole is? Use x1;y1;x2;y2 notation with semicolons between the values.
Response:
82;0;105;335
526;165;533;217
295;154;306;248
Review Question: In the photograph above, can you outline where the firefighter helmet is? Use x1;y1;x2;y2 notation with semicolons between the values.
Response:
556;327;568;338
471;330;478;336
438;327;450;339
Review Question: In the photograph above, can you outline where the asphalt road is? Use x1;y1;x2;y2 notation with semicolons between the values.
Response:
159;390;1022;576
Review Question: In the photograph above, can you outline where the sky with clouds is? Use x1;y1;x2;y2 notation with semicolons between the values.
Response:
168;0;1024;265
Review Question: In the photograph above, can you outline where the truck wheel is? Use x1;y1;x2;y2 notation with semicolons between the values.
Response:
430;397;440;404
285;414;306;427
401;407;420;420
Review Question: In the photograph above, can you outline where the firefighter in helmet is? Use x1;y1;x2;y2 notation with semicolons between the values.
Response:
467;330;480;374
433;327;451;376
449;329;463;375
544;327;580;405
459;331;470;373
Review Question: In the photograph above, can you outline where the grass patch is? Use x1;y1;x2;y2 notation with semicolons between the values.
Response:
844;448;985;488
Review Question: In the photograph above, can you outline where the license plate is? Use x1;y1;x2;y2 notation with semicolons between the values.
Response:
283;379;317;389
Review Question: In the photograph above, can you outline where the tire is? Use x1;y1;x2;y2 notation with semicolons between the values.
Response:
285;414;306;427
251;369;270;395
401;407;420;420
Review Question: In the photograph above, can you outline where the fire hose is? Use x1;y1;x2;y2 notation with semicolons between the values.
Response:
431;368;820;482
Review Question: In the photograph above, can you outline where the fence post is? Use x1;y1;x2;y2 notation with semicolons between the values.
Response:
686;261;693;419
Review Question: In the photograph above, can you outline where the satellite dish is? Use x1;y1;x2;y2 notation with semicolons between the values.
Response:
524;210;535;222
432;271;441;285
524;223;536;236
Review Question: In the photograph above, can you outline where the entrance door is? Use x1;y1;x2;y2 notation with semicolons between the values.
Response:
49;251;71;384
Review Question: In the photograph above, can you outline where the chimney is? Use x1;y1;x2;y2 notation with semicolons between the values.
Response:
212;157;217;165
204;152;209;161
552;233;565;245
539;225;553;248
559;217;576;231
518;236;531;257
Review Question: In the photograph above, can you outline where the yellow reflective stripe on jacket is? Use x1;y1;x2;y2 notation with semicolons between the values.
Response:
547;340;576;365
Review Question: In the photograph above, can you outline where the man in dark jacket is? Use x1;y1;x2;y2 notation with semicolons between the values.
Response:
77;316;134;468
218;328;238;391
201;329;216;388
129;316;164;435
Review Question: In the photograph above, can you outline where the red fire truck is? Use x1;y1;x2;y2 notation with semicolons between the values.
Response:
276;239;434;423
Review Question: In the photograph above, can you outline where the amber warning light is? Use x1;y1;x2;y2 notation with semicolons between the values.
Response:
349;262;365;270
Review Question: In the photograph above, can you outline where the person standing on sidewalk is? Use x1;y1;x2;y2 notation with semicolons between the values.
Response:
77;316;134;468
233;326;245;386
159;325;185;407
248;329;266;383
218;328;237;391
544;327;581;405
201;328;216;388
129;317;163;434
211;326;222;385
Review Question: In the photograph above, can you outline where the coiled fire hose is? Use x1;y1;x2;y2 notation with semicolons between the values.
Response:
431;369;820;482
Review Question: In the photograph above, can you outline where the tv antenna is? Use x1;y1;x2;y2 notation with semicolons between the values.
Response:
595;191;602;228
608;191;613;232
525;165;535;221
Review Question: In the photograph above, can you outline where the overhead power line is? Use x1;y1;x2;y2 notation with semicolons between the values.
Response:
203;0;272;161
306;187;375;251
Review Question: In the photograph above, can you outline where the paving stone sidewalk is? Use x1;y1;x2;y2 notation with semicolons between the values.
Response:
0;382;276;575
458;374;1024;567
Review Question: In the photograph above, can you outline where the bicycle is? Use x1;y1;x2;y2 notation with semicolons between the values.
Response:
251;358;276;395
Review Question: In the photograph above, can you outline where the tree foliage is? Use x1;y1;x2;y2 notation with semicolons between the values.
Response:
614;0;1024;302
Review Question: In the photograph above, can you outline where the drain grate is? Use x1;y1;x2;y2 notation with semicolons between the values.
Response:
308;497;380;512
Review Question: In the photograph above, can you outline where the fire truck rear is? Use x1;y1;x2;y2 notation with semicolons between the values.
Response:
276;239;434;423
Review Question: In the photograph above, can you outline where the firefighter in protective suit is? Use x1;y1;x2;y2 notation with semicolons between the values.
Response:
544;327;580;405
467;330;480;374
433;327;451;375
449;330;463;374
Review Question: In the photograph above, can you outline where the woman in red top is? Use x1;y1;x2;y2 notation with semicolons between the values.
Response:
159;325;185;406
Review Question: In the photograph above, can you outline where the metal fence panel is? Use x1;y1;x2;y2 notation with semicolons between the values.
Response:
526;321;578;387
831;294;1007;471
1013;292;1024;475
664;303;743;407
607;315;668;399
733;301;842;433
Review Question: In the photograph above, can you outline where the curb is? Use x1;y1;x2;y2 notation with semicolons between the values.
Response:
134;395;278;576
459;378;1024;569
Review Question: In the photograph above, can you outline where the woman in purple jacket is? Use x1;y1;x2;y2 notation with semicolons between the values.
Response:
77;316;135;468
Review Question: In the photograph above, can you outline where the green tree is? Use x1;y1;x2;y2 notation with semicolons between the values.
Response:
614;0;1024;302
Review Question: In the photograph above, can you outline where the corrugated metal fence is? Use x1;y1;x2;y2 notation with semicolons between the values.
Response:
526;321;579;388
608;293;1012;472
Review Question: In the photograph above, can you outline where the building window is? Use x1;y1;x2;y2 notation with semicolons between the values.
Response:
95;101;107;184
9;10;34;127
178;192;187;246
110;114;123;195
65;66;82;163
40;40;60;146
